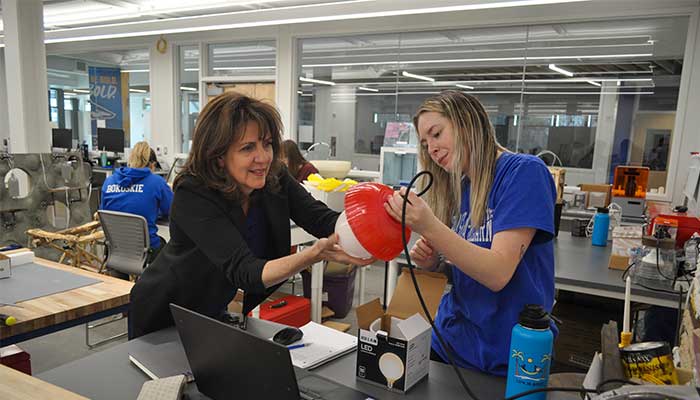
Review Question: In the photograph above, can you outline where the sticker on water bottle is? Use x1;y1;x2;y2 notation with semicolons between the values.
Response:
511;349;551;384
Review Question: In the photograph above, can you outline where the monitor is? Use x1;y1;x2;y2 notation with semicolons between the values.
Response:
97;128;125;153
52;128;73;149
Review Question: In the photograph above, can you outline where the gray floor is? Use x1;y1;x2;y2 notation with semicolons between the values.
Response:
16;261;388;374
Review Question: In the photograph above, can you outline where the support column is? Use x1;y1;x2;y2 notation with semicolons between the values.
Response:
276;26;299;140
149;37;178;163
0;51;10;150
2;0;50;153
593;82;619;183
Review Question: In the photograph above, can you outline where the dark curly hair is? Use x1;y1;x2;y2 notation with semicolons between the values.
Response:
174;92;283;199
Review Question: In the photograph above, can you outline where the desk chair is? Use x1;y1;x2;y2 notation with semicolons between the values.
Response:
86;210;150;348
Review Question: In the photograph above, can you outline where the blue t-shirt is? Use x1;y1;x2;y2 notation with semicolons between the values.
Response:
431;152;557;376
100;167;173;247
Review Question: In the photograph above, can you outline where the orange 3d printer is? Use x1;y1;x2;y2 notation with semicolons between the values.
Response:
611;166;649;219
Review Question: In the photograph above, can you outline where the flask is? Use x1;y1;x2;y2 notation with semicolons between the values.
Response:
505;304;553;400
591;207;610;247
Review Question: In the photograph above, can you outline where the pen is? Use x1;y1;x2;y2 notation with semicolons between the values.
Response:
287;343;310;350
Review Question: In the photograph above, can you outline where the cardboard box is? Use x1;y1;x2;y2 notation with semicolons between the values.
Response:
355;270;447;393
579;184;612;208
0;254;10;279
609;226;643;270
548;167;566;204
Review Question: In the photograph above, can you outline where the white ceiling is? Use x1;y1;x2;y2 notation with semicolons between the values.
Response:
0;0;351;33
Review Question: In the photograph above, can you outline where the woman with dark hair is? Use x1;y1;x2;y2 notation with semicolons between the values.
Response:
128;93;371;338
280;139;319;182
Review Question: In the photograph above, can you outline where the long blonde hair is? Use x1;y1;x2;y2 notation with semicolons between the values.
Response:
128;141;152;168
414;91;506;229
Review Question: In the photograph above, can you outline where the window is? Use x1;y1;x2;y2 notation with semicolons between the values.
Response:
297;16;688;191
179;45;199;153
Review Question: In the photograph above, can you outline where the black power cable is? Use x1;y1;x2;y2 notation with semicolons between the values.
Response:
399;171;600;400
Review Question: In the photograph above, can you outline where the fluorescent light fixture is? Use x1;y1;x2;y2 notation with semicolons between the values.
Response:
302;53;652;68
129;88;147;93
40;0;591;44
456;84;474;90
184;68;200;72
548;64;574;77
180;86;197;91
123;69;149;73
73;89;91;94
212;66;276;71
402;71;434;82
358;86;379;92
513;115;518;126
297;90;303;95
586;80;601;87
299;77;335;86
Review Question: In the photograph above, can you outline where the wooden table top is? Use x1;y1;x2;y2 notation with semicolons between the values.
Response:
0;364;88;400
0;249;134;341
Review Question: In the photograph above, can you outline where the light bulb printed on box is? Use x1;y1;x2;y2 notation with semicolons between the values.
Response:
378;352;405;389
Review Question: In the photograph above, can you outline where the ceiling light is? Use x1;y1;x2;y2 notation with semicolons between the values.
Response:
73;89;91;94
402;71;434;82
297;90;303;95
586;81;601;87
299;77;335;86
123;69;149;73
456;84;474;90
358;86;379;92
548;64;574;77
40;0;591;44
184;68;200;72
129;88;147;93
212;66;276;71
180;86;197;91
301;53;652;68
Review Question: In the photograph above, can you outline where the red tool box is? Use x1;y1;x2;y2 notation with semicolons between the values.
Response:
1;345;31;375
258;295;310;328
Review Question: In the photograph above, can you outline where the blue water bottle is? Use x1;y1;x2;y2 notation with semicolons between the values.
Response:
505;304;553;400
591;207;610;247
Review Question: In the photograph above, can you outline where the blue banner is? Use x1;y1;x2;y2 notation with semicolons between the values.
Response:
89;66;123;149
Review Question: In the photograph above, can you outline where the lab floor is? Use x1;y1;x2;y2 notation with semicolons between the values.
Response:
15;261;387;374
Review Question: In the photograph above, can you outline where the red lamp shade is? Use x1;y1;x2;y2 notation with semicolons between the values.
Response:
334;182;410;261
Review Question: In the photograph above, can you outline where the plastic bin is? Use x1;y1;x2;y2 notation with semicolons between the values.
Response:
301;265;357;319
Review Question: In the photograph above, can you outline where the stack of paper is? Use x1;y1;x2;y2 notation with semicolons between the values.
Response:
290;321;357;369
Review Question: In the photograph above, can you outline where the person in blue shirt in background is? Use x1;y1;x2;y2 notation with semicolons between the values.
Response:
100;141;174;266
384;91;556;376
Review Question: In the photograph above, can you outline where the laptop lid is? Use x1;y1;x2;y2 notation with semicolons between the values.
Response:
170;303;299;400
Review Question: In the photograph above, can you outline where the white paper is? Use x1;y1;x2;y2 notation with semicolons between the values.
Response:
290;321;357;369
97;119;106;128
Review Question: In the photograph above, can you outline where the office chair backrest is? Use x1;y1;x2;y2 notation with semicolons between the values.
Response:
98;210;150;276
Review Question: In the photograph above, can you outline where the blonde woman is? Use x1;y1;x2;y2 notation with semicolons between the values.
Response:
384;91;556;376
100;141;173;264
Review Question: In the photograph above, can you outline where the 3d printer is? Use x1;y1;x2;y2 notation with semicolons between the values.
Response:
611;166;649;219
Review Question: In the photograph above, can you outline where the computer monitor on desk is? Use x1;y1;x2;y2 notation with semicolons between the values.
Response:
52;128;73;150
97;128;125;154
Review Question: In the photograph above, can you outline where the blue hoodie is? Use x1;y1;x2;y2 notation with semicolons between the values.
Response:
100;167;173;247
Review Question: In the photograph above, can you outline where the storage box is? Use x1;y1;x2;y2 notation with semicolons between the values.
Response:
609;226;643;270
579;184;612;208
0;254;9;279
355;270;447;393
258;295;310;328
0;345;31;375
548;167;566;204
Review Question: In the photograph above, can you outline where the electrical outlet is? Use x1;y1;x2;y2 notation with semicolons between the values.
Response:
163;146;168;155
156;146;162;156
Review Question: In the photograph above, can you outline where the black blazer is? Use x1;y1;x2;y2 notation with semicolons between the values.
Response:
128;170;339;338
